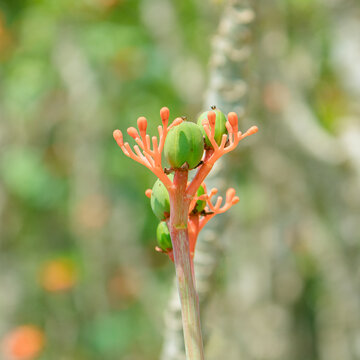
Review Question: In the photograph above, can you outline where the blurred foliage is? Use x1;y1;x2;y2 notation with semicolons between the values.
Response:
0;0;217;358
0;0;360;359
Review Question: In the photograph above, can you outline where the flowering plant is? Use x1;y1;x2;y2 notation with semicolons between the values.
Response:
113;107;257;360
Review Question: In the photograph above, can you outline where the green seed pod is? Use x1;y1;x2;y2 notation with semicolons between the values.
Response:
156;221;172;251
197;107;227;147
193;185;206;213
164;122;204;169
150;175;173;220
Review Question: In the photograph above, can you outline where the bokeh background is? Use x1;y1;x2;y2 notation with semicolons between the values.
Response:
1;0;360;359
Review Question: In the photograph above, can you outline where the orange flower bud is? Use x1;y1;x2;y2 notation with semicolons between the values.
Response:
227;112;238;128
113;130;124;147
137;116;147;132
127;127;140;139
160;107;170;124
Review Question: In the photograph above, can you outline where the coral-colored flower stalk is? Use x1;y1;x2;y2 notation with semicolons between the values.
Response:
114;107;257;260
113;107;257;360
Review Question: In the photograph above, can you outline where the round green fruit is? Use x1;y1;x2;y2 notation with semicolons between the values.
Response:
156;222;172;251
150;175;173;220
197;108;227;147
164;122;204;169
193;185;206;213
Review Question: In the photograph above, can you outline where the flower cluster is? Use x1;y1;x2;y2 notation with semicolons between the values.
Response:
113;106;258;261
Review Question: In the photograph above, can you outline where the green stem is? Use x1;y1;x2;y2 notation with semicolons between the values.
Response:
169;170;205;360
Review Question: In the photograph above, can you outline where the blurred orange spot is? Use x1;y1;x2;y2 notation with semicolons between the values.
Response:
263;82;289;113
112;47;146;80
41;258;77;292
98;0;120;8
1;325;45;360
0;12;13;59
107;267;141;306
74;194;110;232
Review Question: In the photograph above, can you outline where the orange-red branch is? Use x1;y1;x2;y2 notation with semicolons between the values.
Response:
113;106;257;360
189;186;241;258
113;107;180;191
114;107;257;261
186;111;258;197
151;184;240;262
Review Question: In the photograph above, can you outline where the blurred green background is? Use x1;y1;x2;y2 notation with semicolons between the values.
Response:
1;0;360;359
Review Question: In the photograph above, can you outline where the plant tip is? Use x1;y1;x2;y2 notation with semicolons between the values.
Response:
137;116;148;132
113;129;124;146
160;107;170;122
127;127;140;139
228;112;238;128
207;111;216;127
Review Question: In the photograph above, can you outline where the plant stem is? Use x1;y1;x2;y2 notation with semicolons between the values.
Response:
169;170;205;360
